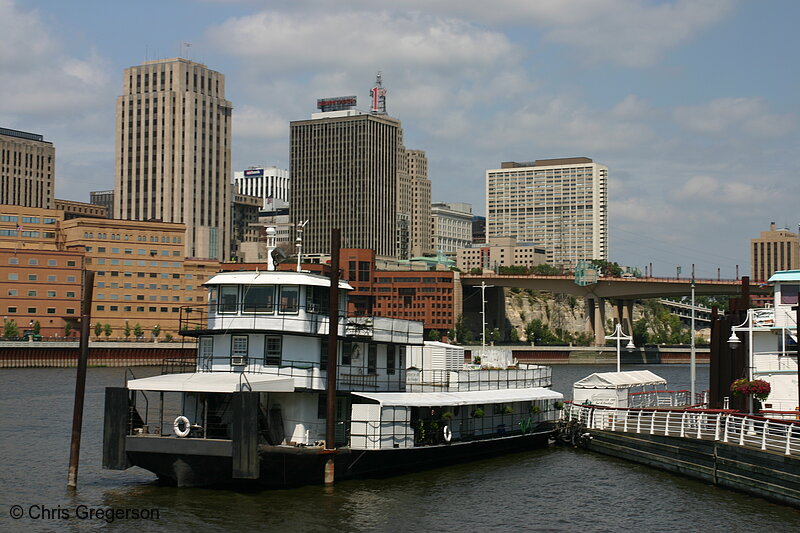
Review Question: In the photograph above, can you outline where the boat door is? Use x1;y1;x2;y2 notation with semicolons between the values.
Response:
335;395;350;447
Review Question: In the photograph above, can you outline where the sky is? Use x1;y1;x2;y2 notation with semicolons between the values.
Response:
1;0;798;280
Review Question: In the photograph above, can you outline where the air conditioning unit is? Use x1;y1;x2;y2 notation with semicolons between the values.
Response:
307;303;319;313
231;356;247;366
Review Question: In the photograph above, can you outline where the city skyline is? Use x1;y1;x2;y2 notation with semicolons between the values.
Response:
1;0;798;278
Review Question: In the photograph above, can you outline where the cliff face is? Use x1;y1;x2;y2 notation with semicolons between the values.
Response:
503;288;709;344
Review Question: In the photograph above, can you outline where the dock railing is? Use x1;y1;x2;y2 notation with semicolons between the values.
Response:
563;402;800;457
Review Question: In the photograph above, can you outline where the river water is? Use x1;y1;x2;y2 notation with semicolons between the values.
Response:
2;364;799;532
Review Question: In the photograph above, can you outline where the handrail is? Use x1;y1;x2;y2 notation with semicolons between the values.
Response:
563;402;800;456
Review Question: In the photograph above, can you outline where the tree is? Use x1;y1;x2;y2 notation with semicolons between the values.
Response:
590;259;624;277
164;332;174;342
532;264;561;275
103;323;112;338
524;319;558;344
427;329;441;341
123;321;131;339
4;319;19;338
509;328;519;343
32;320;41;335
490;328;501;343
133;323;143;339
64;321;73;337
94;322;103;339
469;267;482;275
152;324;161;340
498;265;529;275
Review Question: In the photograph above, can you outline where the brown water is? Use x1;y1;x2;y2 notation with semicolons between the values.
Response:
1;364;799;532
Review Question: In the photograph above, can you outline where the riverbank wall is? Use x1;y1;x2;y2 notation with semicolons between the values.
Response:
582;429;800;508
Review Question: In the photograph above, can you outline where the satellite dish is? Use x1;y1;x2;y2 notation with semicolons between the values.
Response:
271;247;288;268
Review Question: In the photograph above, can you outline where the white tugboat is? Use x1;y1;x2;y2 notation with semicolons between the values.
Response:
103;230;563;487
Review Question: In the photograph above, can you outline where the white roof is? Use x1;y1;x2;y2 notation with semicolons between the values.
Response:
204;270;353;290
573;370;667;389
127;372;295;393
352;388;562;407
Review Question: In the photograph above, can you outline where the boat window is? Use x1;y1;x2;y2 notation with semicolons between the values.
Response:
264;336;282;366
218;286;239;313
781;284;799;305
199;336;214;370
398;345;406;370
242;285;275;313
231;335;248;363
386;344;396;375
320;338;328;368
341;342;353;366
305;285;329;314
367;344;377;374
279;285;299;313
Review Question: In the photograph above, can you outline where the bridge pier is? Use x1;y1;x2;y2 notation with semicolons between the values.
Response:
614;299;635;339
585;297;607;346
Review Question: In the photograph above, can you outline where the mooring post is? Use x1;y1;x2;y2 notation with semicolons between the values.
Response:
324;228;341;485
67;269;95;489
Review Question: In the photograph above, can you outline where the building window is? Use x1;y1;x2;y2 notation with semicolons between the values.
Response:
66;309;75;314
28;274;37;281
320;338;328;368
7;307;17;313
96;305;105;311
27;308;36;314
47;308;56;314
27;290;37;297
231;335;248;365
264;336;282;365
8;257;18;264
28;259;38;265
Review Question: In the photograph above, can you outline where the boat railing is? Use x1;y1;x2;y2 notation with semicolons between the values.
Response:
628;389;694;408
407;366;553;392
563;402;800;457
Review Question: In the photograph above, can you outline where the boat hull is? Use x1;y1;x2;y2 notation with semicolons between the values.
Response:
126;427;555;488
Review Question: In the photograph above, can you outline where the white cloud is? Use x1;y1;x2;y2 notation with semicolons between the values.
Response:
672;175;779;205
208;10;517;73
674;97;796;138
239;0;735;67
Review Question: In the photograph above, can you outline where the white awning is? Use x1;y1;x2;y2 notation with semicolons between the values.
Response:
573;370;666;390
352;388;562;407
127;372;295;393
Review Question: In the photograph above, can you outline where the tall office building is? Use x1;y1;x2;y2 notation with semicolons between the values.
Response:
751;223;799;282
290;92;410;259
234;166;290;211
486;157;608;267
431;202;473;254
407;150;432;257
113;58;232;261
0;127;55;209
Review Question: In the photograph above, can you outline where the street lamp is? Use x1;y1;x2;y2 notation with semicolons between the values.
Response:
606;322;635;372
728;308;754;414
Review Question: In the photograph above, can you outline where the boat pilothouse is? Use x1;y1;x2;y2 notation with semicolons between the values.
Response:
103;233;563;487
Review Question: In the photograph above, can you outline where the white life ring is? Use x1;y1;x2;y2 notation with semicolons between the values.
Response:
442;425;452;443
173;415;191;438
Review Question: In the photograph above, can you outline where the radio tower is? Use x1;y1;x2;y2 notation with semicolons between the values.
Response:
370;72;387;114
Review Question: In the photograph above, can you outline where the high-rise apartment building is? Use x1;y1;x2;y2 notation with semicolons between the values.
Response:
431;202;473;254
486;157;608;267
751;222;799;282
233;166;290;211
407;150;432;257
0;127;55;209
90;190;114;218
290;94;409;259
113;58;232;261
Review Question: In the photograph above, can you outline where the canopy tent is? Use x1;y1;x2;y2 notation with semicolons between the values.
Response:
127;372;295;393
353;388;562;407
573;370;666;390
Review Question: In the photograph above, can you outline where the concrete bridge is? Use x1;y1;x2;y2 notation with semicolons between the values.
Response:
459;274;766;346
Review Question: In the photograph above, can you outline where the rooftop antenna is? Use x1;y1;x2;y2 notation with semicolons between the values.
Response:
296;220;309;272
183;42;192;60
370;72;387;114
